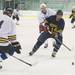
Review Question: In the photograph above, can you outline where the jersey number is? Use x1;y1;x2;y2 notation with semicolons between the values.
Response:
0;20;4;28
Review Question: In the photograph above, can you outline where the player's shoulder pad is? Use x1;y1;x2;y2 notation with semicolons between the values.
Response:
45;15;55;21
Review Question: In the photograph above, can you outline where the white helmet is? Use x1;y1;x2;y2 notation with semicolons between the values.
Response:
40;3;47;9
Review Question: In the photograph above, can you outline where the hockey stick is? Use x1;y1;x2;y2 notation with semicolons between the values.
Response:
55;38;71;51
12;56;32;66
56;38;75;65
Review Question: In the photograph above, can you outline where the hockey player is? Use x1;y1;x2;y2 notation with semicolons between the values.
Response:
39;3;55;48
29;10;65;57
12;5;20;25
69;7;75;28
0;7;21;69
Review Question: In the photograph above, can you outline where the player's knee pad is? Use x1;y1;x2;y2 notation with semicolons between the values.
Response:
38;32;50;43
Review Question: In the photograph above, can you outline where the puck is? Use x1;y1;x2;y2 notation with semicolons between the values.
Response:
72;62;74;65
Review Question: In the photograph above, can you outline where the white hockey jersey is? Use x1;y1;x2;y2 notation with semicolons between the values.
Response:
38;8;55;24
0;15;16;46
13;9;20;16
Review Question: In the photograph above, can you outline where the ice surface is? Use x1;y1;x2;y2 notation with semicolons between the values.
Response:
0;11;75;75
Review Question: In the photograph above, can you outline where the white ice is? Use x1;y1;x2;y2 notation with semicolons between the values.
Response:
0;11;75;75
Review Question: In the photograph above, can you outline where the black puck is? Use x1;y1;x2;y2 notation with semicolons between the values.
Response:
72;62;74;65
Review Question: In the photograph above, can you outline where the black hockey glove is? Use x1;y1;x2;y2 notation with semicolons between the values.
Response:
11;41;21;54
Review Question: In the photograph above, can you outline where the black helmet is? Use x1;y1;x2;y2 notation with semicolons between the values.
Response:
56;10;63;15
3;7;13;14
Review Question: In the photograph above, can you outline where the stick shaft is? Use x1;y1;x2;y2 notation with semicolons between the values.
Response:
12;56;32;66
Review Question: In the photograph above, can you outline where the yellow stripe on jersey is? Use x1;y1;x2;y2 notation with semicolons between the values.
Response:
0;38;9;43
8;35;16;41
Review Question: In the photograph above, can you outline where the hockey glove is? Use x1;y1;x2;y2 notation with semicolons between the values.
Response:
11;41;21;54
